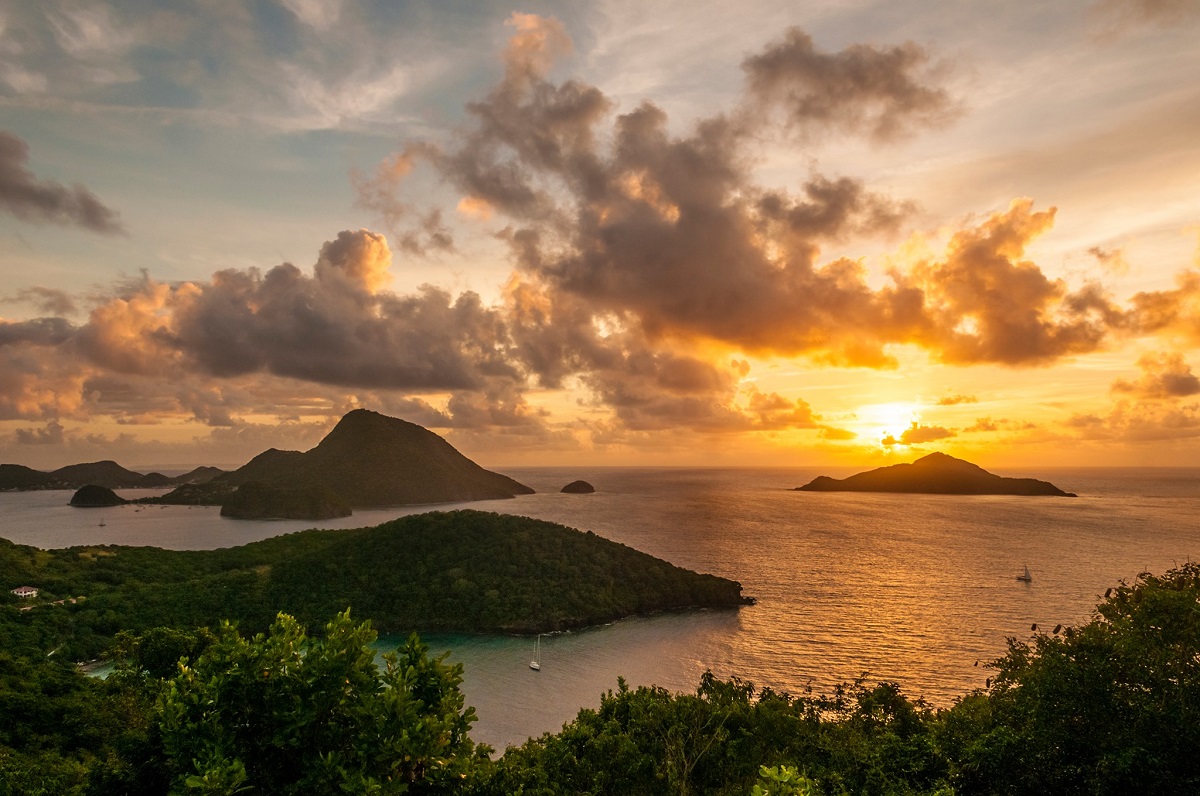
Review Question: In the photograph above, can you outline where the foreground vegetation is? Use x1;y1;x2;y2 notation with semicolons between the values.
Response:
2;560;1198;794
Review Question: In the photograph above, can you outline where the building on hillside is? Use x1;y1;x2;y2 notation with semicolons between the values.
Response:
11;586;38;599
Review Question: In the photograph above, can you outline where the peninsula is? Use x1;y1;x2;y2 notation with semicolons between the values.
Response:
0;509;751;656
795;452;1076;496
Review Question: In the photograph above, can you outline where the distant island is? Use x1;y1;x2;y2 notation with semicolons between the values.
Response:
561;479;595;493
144;409;534;517
795;452;1076;496
3;409;534;520
0;461;223;492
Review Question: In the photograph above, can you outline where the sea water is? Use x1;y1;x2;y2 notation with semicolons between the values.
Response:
3;466;1198;751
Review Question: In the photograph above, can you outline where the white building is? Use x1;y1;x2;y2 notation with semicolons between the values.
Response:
11;586;38;599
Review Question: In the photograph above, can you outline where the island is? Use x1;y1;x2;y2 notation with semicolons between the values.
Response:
145;409;535;518
0;460;224;491
68;484;127;507
561;479;596;493
794;452;1076;496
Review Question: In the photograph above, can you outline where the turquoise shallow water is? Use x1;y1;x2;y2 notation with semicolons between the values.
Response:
4;466;1199;751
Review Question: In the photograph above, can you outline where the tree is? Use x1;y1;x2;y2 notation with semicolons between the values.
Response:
945;563;1200;794
157;611;479;795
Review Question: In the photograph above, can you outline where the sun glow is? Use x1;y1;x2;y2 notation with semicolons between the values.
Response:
853;401;923;447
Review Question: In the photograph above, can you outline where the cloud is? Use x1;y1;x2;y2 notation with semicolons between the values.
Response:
4;286;79;316
937;393;977;405
1112;351;1200;399
882;421;956;446
0;317;77;346
902;199;1125;365
1088;246;1130;276
14;419;64;445
366;18;1146;372
741;27;958;142
1092;0;1200;30
0;130;124;233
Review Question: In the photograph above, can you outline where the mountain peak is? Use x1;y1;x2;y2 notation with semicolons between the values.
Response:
221;410;534;507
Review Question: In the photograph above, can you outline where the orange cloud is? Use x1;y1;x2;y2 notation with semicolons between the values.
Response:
1112;352;1200;399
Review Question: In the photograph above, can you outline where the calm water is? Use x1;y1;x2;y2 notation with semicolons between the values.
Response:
3;467;1199;751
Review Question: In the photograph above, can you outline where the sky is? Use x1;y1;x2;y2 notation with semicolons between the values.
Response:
1;0;1199;471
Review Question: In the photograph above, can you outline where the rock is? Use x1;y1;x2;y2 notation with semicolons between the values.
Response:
561;480;595;494
69;484;128;507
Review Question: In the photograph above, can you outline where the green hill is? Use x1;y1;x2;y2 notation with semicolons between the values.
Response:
0;510;749;659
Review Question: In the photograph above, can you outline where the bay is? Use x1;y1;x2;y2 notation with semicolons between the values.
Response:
3;466;1198;751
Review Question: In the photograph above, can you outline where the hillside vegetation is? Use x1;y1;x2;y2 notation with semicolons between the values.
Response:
0;510;749;661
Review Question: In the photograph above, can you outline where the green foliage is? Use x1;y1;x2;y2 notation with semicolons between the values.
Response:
217;481;350;520
750;765;816;796
942;562;1200;794
157;610;479;795
0;511;747;662
468;673;947;796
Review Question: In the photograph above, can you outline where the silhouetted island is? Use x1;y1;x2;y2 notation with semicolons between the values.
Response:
0;461;224;491
146;409;534;517
69;484;127;507
795;452;1076;496
561;480;595;493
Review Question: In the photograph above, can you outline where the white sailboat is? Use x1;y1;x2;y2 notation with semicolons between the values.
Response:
529;634;542;671
98;517;106;527
1016;564;1032;582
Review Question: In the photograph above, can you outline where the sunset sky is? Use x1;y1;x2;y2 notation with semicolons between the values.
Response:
1;0;1199;470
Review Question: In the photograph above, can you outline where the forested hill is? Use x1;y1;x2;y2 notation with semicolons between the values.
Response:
0;510;749;660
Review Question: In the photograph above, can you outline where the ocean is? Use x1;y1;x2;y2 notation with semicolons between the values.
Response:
3;466;1198;751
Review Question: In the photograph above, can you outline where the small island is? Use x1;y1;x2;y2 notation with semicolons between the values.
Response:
795;452;1076;497
68;484;127;507
561;480;595;494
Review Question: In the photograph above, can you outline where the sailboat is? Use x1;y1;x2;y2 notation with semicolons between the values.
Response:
529;634;542;671
1016;565;1032;582
98;517;106;527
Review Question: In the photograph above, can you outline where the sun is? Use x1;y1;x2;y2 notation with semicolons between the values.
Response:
853;401;923;447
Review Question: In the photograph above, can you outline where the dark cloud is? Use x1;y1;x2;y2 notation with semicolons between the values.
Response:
741;27;958;142
70;230;522;391
4;287;79;316
1112;352;1200;399
0;317;77;346
0;131;125;234
14;420;65;445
